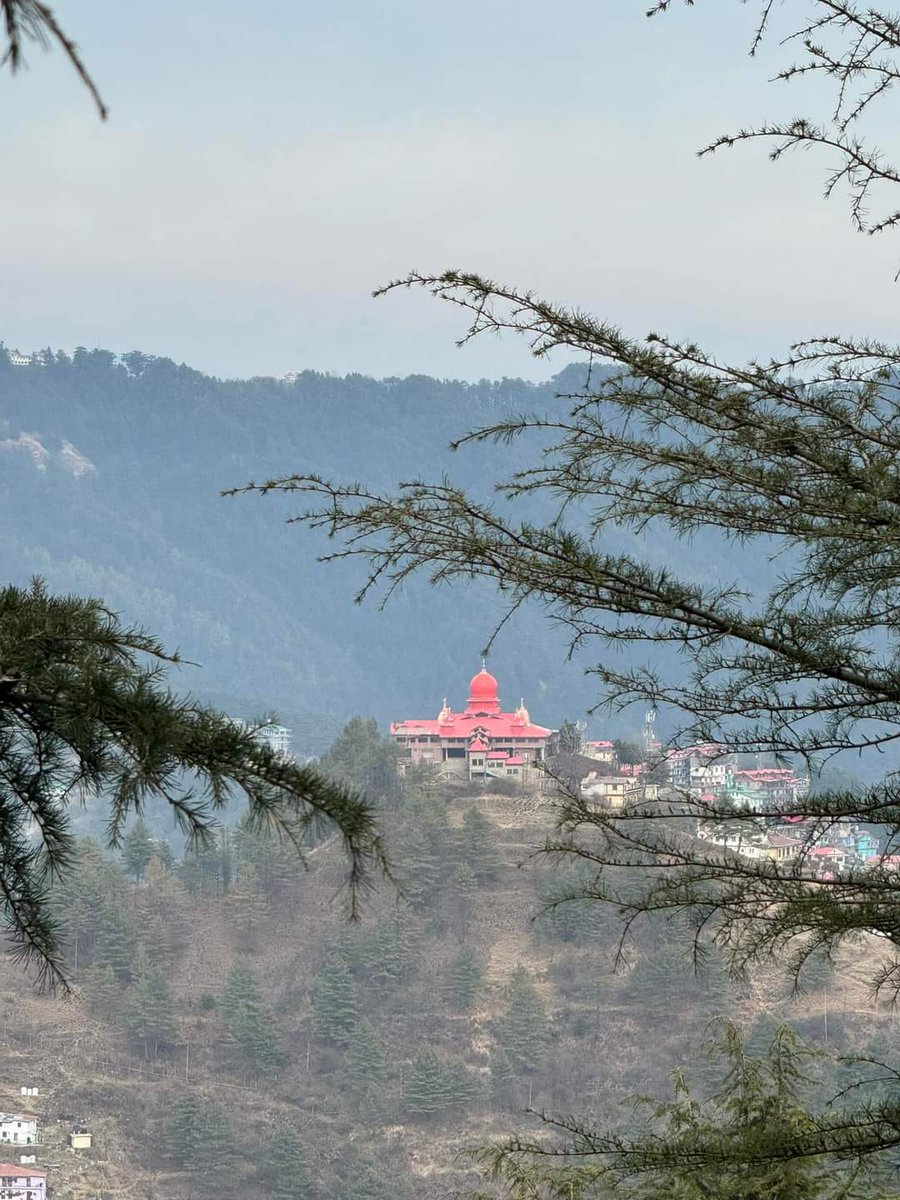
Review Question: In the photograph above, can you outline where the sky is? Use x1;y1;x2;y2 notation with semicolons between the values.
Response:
0;1;897;381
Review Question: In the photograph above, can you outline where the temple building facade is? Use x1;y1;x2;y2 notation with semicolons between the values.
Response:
390;667;553;783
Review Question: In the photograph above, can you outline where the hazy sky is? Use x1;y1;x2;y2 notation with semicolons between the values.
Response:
1;1;896;380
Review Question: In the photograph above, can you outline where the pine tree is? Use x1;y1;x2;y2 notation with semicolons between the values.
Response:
319;716;401;806
624;940;728;1022
489;1044;519;1114
395;824;440;911
447;942;484;1012
166;1094;234;1179
221;962;283;1076
263;1124;315;1200
140;914;173;971
343;1017;387;1117
401;1047;479;1119
485;1022;852;1199
93;903;138;983
312;952;359;1044
79;963;122;1022
493;966;549;1074
121;818;155;881
448;862;477;940
125;966;177;1057
366;903;418;998
341;1154;404;1200
0;581;382;988
233;815;302;901
457;807;502;882
242;2;900;1185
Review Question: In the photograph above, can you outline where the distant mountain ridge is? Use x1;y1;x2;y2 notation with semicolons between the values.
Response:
0;346;630;751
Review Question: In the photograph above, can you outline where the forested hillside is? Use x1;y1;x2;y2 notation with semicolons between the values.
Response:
0;741;879;1200
0;346;736;752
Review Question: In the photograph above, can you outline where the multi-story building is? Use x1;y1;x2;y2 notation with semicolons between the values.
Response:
0;1164;46;1200
232;719;293;760
254;722;292;759
390;667;552;781
730;768;808;807
665;745;736;794
582;740;615;765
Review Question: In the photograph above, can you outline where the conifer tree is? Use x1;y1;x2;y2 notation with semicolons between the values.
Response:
343;1017;387;1117
401;1047;480;1118
457;806;502;883
237;0;900;1187
93;903;138;983
447;942;485;1012
493;966;549;1075
179;828;236;898
395;824;441;911
312;952;359;1044
319;716;401;806
0;582;382;989
448;862;477;940
490;1044;520;1115
624;941;729;1022
121;818;155;881
341;1154;403;1200
221;961;283;1075
79;963;122;1022
139;913;174;971
483;1022;870;1199
364;903;419;998
125;965;177;1057
263;1124;315;1200
166;1094;234;1180
232;814;302;901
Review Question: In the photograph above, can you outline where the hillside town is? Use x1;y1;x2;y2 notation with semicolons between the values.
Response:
391;666;887;880
0;1100;96;1200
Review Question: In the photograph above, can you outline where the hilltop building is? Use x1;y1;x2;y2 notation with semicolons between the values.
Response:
390;668;553;782
254;722;292;759
232;719;293;760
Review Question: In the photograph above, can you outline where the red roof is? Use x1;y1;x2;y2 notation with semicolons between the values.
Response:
391;669;552;742
468;739;488;753
506;756;524;765
0;1164;46;1176
487;751;508;759
391;713;551;740
810;846;838;856
734;769;798;782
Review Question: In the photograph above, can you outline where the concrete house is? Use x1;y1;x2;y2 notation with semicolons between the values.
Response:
0;1163;46;1200
0;1119;37;1147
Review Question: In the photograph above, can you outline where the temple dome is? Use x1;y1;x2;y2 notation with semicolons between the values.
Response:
466;668;500;714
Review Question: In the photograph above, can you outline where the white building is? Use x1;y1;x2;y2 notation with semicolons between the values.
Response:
0;1118;37;1146
232;719;293;760
0;1164;46;1200
254;723;292;758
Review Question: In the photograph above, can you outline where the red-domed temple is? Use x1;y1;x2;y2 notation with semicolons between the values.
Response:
390;667;554;782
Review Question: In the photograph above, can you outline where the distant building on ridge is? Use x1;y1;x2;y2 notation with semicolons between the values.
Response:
390;667;553;783
253;722;292;759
